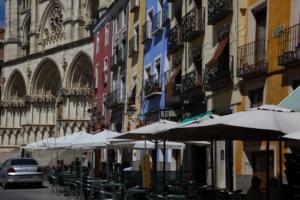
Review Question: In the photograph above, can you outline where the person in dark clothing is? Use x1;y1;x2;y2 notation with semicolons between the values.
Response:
246;176;263;200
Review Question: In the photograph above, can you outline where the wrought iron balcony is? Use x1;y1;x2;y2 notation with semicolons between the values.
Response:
182;7;205;41
130;0;139;12
278;23;300;67
106;89;126;108
144;74;162;98
182;70;204;102
207;0;233;25
129;35;139;57
205;56;233;91
142;21;152;43
152;11;163;35
237;40;268;78
168;24;183;54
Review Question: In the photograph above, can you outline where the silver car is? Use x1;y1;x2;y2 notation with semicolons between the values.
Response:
0;158;44;189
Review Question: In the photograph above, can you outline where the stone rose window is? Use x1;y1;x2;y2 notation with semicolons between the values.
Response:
50;7;63;34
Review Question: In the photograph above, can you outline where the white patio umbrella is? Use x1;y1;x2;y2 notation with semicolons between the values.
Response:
25;137;56;150
49;131;91;149
110;140;185;150
156;105;300;200
71;129;122;149
116;120;179;140
157;105;300;141
283;131;300;140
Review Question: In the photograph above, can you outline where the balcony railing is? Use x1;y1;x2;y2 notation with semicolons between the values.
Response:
130;0;139;12
182;70;204;100
144;74;163;98
182;7;205;41
278;23;300;67
129;35;139;56
142;21;152;43
106;89;126;108
205;56;233;91
208;0;233;25
168;25;183;54
152;11;163;35
237;40;268;78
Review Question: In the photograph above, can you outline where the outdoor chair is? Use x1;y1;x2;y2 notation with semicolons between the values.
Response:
48;175;58;193
124;187;148;200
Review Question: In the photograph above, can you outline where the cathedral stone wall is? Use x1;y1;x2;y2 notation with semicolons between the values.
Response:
0;0;115;150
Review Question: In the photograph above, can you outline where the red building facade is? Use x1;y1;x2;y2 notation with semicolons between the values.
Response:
92;19;113;131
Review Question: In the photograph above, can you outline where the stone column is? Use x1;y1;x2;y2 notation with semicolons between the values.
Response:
4;0;20;61
30;0;39;53
64;0;73;43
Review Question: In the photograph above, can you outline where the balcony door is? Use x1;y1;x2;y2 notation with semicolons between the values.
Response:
255;8;267;64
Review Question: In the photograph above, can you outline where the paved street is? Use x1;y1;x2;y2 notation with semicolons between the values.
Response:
0;182;66;200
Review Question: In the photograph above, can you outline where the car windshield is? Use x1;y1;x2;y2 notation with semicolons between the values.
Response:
11;159;38;165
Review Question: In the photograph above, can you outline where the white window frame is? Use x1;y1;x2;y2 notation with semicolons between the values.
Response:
103;57;108;84
105;23;109;46
96;32;100;54
95;63;99;89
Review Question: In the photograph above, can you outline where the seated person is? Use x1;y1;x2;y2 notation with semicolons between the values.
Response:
246;176;263;200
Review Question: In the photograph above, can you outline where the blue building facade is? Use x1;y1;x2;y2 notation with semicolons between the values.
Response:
141;0;169;124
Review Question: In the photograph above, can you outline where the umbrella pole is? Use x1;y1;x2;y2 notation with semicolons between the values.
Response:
266;140;270;200
73;150;76;176
50;150;53;168
106;145;109;180
154;140;158;191
163;140;166;196
210;140;215;200
279;140;283;186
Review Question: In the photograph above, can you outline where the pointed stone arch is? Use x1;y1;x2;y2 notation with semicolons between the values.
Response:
31;58;62;96
4;70;27;101
39;0;64;37
22;13;31;55
66;51;93;89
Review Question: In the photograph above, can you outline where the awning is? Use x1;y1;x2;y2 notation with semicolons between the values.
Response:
206;37;229;66
180;112;212;124
278;86;300;112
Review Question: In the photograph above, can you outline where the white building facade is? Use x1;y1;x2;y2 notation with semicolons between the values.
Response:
0;0;113;151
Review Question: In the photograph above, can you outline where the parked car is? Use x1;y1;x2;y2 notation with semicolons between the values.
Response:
0;158;44;189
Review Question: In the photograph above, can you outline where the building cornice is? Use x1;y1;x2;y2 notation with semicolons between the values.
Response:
2;37;93;67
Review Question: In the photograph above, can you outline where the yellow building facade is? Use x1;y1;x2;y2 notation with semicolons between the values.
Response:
125;0;146;131
235;0;300;191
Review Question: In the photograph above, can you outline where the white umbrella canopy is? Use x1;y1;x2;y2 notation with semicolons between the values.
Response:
71;129;122;149
25;138;56;150
116;120;179;140
110;140;185;149
283;131;300;140
157;105;300;141
49;131;91;149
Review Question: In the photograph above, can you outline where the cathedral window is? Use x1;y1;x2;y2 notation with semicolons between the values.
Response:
50;7;63;35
